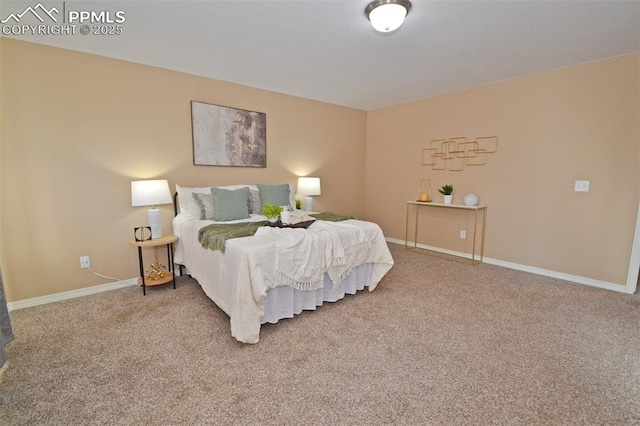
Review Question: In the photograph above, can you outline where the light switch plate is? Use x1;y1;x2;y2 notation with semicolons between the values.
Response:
574;180;590;192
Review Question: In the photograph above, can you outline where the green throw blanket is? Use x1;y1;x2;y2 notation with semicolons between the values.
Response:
310;212;355;222
198;221;267;253
197;212;356;252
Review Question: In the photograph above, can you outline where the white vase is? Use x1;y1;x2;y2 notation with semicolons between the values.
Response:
443;194;453;205
280;210;291;225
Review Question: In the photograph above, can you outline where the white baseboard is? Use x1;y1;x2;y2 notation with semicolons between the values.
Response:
7;278;139;312
386;238;629;294
7;238;630;311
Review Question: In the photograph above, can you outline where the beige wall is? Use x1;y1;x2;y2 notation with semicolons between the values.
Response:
365;54;640;286
2;38;638;302
0;39;367;302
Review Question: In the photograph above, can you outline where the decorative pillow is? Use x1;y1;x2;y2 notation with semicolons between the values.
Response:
257;183;291;211
288;183;296;209
176;184;213;217
249;188;262;215
210;187;250;221
192;193;215;220
177;183;293;216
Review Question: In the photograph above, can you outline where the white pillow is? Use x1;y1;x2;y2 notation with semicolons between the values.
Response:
175;184;213;217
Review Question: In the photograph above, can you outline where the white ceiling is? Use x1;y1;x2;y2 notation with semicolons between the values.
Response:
2;0;639;110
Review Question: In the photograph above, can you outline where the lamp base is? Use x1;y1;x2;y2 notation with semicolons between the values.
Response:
304;197;313;212
148;209;163;239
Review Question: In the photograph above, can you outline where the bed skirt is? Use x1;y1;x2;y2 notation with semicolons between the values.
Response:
261;263;373;324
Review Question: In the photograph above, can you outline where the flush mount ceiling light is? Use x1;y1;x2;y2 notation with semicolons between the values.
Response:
365;0;412;33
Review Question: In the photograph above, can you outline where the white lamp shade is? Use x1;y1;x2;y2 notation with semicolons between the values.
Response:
131;180;172;207
368;3;408;32
297;177;321;196
131;179;172;239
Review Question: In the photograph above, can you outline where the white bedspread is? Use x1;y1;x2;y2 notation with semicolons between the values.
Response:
258;220;368;291
173;214;394;343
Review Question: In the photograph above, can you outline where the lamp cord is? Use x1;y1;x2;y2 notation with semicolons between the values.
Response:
86;267;121;282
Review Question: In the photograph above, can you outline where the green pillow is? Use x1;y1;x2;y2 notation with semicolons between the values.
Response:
210;187;250;221
257;183;290;211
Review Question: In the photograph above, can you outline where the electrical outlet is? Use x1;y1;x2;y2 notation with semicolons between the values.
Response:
80;256;91;269
574;180;590;192
460;230;466;239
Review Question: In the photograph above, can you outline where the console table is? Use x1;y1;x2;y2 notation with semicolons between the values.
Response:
405;201;487;265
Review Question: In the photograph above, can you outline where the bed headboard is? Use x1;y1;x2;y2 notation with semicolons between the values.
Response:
173;192;179;217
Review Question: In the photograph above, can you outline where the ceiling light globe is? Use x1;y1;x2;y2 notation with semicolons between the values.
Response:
366;0;411;33
369;4;407;32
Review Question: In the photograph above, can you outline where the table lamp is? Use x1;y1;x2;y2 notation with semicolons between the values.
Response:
297;177;321;212
131;179;173;239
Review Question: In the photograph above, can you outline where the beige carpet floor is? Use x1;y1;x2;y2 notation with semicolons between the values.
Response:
0;243;639;425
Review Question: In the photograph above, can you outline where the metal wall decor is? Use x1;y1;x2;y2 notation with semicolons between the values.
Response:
421;136;498;172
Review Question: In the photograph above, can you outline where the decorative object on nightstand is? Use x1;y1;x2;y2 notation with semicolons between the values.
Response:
134;226;152;242
438;184;454;204
297;177;321;211
464;193;479;206
145;262;166;281
129;234;178;296
131;179;173;239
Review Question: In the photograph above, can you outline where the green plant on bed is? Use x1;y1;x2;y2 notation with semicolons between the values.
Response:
262;203;282;220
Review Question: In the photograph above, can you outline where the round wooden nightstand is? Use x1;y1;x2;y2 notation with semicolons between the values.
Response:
129;234;178;296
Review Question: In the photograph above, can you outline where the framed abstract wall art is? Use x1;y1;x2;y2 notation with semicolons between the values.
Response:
191;101;266;167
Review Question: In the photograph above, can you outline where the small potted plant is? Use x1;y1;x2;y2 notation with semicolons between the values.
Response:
438;184;454;204
262;203;282;223
295;198;302;210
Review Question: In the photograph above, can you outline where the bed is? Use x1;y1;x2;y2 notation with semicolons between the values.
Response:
172;183;394;343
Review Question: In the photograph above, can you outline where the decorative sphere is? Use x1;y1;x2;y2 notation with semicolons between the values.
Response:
464;193;478;206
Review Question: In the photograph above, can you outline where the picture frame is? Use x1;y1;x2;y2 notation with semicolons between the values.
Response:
191;101;266;167
134;226;152;242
